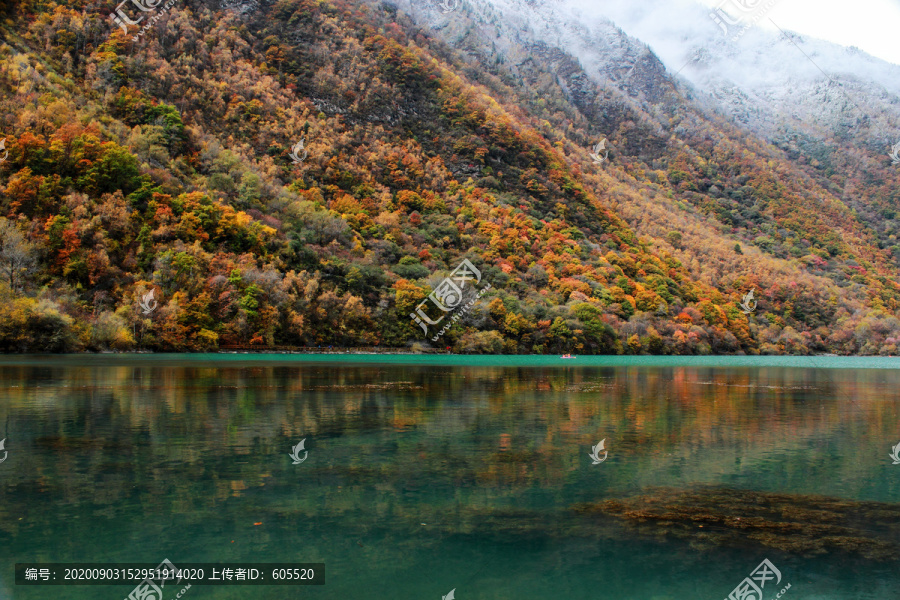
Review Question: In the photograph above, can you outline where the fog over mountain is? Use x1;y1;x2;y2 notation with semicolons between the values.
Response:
407;0;900;143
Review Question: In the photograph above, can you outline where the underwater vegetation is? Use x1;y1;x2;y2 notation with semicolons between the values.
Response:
574;486;900;560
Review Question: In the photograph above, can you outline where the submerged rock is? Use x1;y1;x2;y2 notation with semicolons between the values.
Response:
572;486;900;561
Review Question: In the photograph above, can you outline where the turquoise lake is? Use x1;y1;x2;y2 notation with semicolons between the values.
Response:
1;355;899;599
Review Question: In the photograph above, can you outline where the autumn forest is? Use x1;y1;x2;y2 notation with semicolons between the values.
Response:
1;0;900;354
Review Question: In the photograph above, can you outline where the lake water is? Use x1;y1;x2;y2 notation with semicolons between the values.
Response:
1;355;899;600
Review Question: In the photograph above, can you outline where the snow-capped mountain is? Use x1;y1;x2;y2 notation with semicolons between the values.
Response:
401;0;900;149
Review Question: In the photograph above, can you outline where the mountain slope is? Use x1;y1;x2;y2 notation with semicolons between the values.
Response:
0;0;898;354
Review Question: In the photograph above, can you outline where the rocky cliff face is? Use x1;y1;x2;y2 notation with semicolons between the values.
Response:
405;0;900;141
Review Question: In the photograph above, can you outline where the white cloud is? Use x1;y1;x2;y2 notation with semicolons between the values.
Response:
699;0;900;65
561;0;900;92
564;0;900;66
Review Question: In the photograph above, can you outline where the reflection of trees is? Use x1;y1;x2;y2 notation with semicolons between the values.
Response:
0;363;898;549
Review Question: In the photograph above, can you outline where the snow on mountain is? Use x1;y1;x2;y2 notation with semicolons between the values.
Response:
403;0;900;147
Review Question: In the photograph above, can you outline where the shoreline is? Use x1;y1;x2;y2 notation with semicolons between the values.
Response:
0;354;897;370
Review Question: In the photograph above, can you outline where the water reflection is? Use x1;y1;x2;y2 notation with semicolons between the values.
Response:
0;358;899;599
